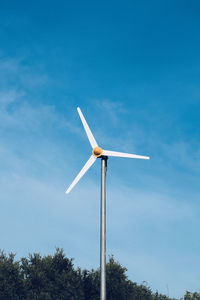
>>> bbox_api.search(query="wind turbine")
[66,107,150,300]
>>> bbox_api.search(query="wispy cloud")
[0,89,20,106]
[0,56,48,87]
[0,55,80,136]
[96,98,128,125]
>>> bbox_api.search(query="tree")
[153,291,177,300]
[0,251,25,300]
[184,291,200,300]
[21,248,83,300]
[106,255,137,300]
[81,268,99,300]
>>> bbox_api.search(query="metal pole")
[100,156,107,300]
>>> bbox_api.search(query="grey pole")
[100,156,107,300]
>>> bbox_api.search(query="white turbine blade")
[102,150,150,160]
[66,155,96,194]
[77,107,98,148]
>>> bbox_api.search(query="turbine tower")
[66,107,150,300]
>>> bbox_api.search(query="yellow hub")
[92,146,103,157]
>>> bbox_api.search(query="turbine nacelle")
[92,147,103,157]
[66,107,150,194]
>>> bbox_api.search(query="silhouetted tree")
[21,248,83,300]
[82,268,99,300]
[184,291,200,300]
[0,251,25,300]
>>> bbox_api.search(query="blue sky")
[0,1,200,298]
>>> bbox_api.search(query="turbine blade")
[77,107,98,148]
[66,155,96,194]
[102,150,150,160]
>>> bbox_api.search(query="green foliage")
[153,291,175,300]
[106,255,130,299]
[0,249,197,300]
[0,251,25,300]
[81,269,99,299]
[21,248,83,300]
[184,291,200,300]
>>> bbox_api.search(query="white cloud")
[0,55,48,91]
[160,140,200,173]
[0,56,20,74]
[0,90,20,106]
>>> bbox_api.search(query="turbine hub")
[92,146,103,157]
